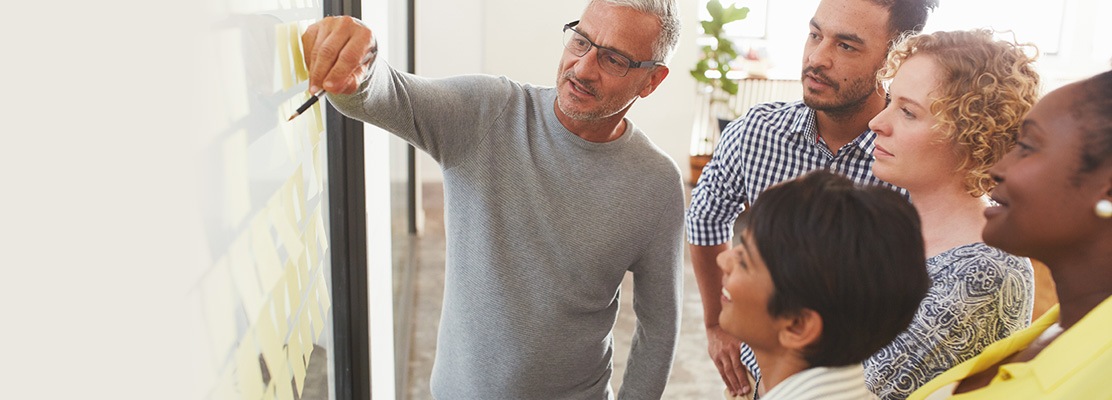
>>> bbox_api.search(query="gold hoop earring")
[1097,199,1112,219]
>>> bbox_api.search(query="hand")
[301,16,377,95]
[707,325,753,398]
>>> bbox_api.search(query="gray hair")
[589,0,681,64]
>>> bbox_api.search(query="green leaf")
[721,78,739,95]
[724,6,749,23]
[701,21,718,36]
[717,38,738,59]
[706,0,723,18]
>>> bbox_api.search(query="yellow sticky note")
[314,205,329,253]
[309,295,325,339]
[304,146,321,200]
[223,130,251,228]
[289,331,308,396]
[290,23,308,83]
[285,261,302,310]
[271,275,290,328]
[276,24,294,91]
[300,304,316,354]
[306,106,323,148]
[235,333,266,400]
[271,359,295,400]
[264,382,276,400]
[256,308,285,372]
[311,99,325,134]
[288,171,305,224]
[279,103,301,162]
[229,235,266,322]
[316,269,331,313]
[303,216,317,270]
[270,193,304,260]
[298,251,312,297]
[252,212,284,292]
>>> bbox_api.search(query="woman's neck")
[1044,248,1112,328]
[752,349,810,397]
[908,184,987,258]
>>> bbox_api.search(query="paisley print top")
[863,242,1034,399]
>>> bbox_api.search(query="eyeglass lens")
[563,28,633,77]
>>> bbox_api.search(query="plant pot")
[689,154,713,184]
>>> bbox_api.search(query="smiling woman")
[717,171,929,400]
[907,69,1112,400]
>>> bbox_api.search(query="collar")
[764,364,871,399]
[789,103,878,155]
[1024,295,1112,390]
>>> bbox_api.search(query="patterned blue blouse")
[863,242,1034,399]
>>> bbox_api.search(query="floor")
[402,183,724,399]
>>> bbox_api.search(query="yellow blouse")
[909,296,1112,400]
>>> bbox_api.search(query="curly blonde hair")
[877,29,1040,196]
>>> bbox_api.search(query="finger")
[301,23,319,72]
[719,355,743,395]
[713,358,740,397]
[728,355,751,395]
[321,18,372,93]
[309,17,343,93]
[326,32,370,93]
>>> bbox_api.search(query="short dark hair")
[1073,70,1112,177]
[742,171,929,367]
[868,0,938,39]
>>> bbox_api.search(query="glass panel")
[389,135,415,391]
[193,4,336,399]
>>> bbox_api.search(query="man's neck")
[553,103,630,143]
[813,94,886,153]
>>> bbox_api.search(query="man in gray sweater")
[301,1,684,398]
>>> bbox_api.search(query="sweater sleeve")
[327,58,515,169]
[618,176,685,400]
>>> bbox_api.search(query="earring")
[1097,199,1112,219]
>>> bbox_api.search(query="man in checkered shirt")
[685,0,937,398]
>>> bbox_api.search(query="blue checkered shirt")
[687,100,904,246]
[685,100,905,385]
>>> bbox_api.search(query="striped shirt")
[686,100,903,246]
[763,364,878,400]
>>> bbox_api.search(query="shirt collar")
[1026,295,1112,389]
[790,104,878,155]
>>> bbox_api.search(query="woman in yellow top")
[908,70,1112,399]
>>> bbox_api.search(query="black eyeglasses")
[562,20,664,77]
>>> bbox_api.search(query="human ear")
[779,308,823,351]
[639,66,669,98]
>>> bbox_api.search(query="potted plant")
[688,0,748,183]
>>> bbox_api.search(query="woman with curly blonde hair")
[862,29,1040,399]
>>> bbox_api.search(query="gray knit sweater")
[331,59,684,399]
